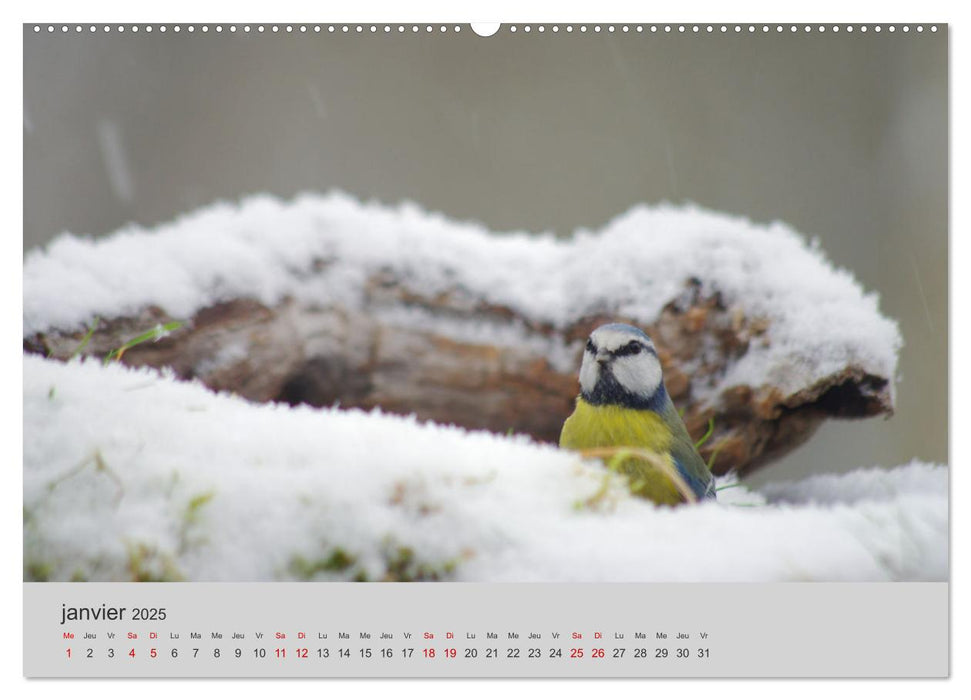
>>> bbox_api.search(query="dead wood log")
[25,274,893,477]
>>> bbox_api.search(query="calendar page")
[22,20,949,679]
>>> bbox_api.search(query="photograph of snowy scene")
[23,25,947,582]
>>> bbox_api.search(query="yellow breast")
[559,398,684,506]
[559,398,672,453]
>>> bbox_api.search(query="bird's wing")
[660,400,716,500]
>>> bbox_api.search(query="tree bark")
[25,270,893,477]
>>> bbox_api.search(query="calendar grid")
[25,582,948,678]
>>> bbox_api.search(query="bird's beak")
[596,351,610,366]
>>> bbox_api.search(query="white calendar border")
[6,0,964,697]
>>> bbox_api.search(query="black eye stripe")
[586,337,657,357]
[613,341,654,357]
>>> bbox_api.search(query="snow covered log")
[23,194,901,476]
[24,355,947,582]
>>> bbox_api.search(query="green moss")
[125,542,183,582]
[291,542,463,582]
[289,548,357,579]
[25,560,53,582]
[176,490,215,554]
[184,491,214,525]
[324,548,355,570]
[380,542,460,582]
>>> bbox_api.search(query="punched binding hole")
[470,23,500,37]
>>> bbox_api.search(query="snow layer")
[23,193,901,399]
[24,355,946,582]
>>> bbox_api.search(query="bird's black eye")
[614,341,643,357]
[585,339,596,353]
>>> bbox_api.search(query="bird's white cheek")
[578,356,599,394]
[611,356,662,398]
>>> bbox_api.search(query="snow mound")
[24,355,946,582]
[23,193,900,399]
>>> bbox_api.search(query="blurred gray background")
[23,25,948,484]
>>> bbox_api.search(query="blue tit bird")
[559,323,716,505]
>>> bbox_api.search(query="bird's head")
[578,323,665,409]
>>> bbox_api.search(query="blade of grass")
[695,417,715,449]
[104,321,183,365]
[69,317,100,361]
